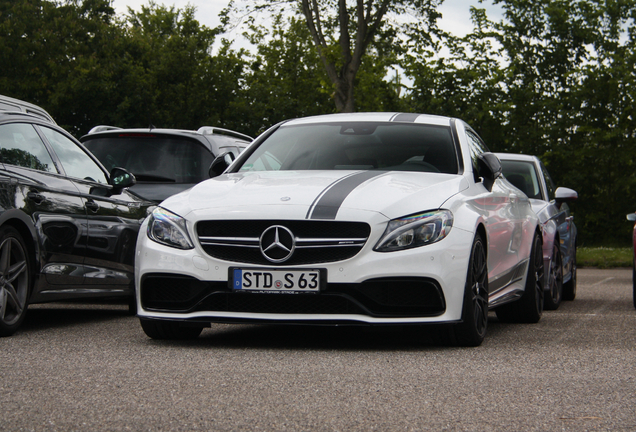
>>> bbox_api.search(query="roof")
[0,94,56,124]
[283,112,453,127]
[494,153,540,163]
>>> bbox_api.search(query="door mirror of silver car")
[627,213,636,222]
[555,187,578,203]
[554,187,577,210]
[477,152,502,192]
[209,152,235,178]
[109,167,136,192]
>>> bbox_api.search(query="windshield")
[238,122,458,174]
[500,160,542,199]
[83,135,215,183]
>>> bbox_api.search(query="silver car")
[496,153,578,309]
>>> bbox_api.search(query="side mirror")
[109,167,136,192]
[627,213,636,222]
[555,187,578,203]
[209,152,235,178]
[477,152,502,191]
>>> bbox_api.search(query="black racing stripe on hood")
[392,113,420,122]
[307,171,385,220]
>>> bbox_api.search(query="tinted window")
[84,135,215,183]
[0,123,56,172]
[239,123,458,174]
[465,130,489,182]
[500,160,542,199]
[539,161,556,200]
[40,127,107,184]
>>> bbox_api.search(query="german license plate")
[230,268,324,293]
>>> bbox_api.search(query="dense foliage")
[1,0,635,245]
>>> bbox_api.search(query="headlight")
[374,210,453,252]
[147,207,194,250]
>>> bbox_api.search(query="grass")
[577,246,633,268]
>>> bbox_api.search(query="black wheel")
[544,243,563,310]
[496,232,544,323]
[452,234,489,347]
[563,241,577,301]
[0,226,32,337]
[140,318,203,340]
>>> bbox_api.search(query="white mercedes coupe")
[135,113,544,346]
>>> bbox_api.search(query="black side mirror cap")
[109,167,136,192]
[477,152,502,191]
[209,152,236,178]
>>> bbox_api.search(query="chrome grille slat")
[196,220,371,266]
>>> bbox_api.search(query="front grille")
[141,274,445,317]
[196,220,371,266]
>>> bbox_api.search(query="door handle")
[85,201,100,213]
[27,191,45,204]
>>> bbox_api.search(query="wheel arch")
[475,223,488,252]
[0,210,40,274]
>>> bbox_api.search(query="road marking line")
[591,277,615,287]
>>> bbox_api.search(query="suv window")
[40,126,107,184]
[84,135,215,183]
[0,123,56,172]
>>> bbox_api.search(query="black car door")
[0,122,87,287]
[38,125,148,291]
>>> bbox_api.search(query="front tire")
[452,234,489,347]
[140,318,203,340]
[496,232,544,323]
[563,242,577,301]
[0,226,32,337]
[544,243,563,310]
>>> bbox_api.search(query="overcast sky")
[111,0,504,42]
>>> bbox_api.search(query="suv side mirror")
[109,167,136,192]
[477,152,502,192]
[209,152,235,178]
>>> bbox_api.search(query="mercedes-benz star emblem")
[260,225,296,263]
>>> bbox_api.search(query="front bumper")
[135,221,475,325]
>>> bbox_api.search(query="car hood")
[128,183,196,203]
[163,170,469,221]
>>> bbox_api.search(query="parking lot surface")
[1,268,635,431]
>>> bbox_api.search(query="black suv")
[81,126,253,203]
[0,102,151,336]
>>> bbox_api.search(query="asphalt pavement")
[1,268,635,431]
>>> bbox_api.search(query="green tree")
[224,0,442,113]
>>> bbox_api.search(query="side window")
[40,127,108,184]
[465,130,490,182]
[0,123,56,172]
[539,162,556,201]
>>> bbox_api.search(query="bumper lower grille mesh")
[141,274,445,318]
